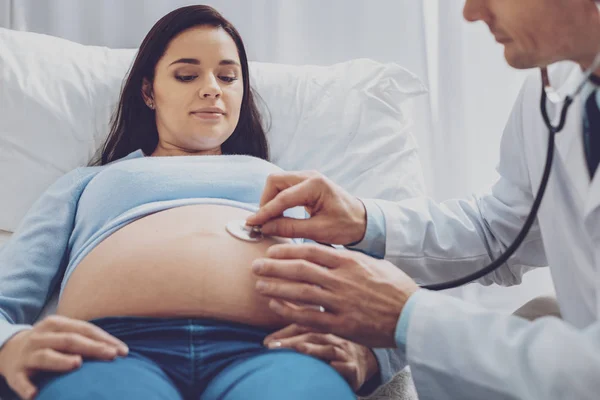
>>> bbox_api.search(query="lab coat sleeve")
[405,289,600,400]
[374,82,547,286]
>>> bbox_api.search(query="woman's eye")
[175,75,197,82]
[219,76,238,83]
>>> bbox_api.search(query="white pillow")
[0,230,11,249]
[0,27,427,232]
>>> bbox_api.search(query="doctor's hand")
[246,171,367,246]
[263,323,379,391]
[253,243,420,348]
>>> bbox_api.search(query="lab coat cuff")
[404,289,472,362]
[346,198,386,259]
[394,289,423,348]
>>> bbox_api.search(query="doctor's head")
[463,0,600,70]
[98,5,268,164]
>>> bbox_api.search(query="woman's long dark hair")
[94,5,268,165]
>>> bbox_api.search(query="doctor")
[246,0,600,398]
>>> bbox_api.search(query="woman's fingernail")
[268,341,282,349]
[256,280,267,291]
[119,345,129,355]
[252,260,264,273]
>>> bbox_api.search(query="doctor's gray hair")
[94,5,268,165]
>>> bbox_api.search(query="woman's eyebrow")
[169,58,240,67]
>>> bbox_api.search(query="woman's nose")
[198,76,222,99]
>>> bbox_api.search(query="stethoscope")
[422,53,600,291]
[227,54,600,292]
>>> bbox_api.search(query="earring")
[148,101,154,110]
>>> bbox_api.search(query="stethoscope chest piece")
[226,220,264,242]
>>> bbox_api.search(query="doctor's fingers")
[268,299,340,332]
[258,215,327,241]
[249,179,321,230]
[256,279,342,312]
[253,256,338,287]
[266,243,342,268]
[257,171,318,207]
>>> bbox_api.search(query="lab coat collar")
[553,66,600,217]
[553,66,589,206]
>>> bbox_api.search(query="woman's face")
[144,26,244,156]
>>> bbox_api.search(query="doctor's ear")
[141,78,155,110]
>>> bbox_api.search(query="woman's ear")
[141,78,155,110]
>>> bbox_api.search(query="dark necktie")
[583,90,600,179]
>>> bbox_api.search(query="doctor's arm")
[253,245,600,400]
[352,81,548,287]
[402,289,600,400]
[248,80,546,288]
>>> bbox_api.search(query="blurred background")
[0,0,554,311]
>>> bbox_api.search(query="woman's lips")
[191,112,224,121]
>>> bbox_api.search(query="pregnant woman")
[0,5,380,400]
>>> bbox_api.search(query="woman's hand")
[264,324,379,391]
[0,315,129,400]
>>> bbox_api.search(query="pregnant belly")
[57,204,294,329]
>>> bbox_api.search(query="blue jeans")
[33,316,355,400]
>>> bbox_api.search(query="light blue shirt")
[0,152,402,396]
[0,150,306,350]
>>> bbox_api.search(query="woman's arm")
[0,169,83,349]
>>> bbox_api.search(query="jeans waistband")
[88,315,273,341]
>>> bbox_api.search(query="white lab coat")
[374,61,600,399]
